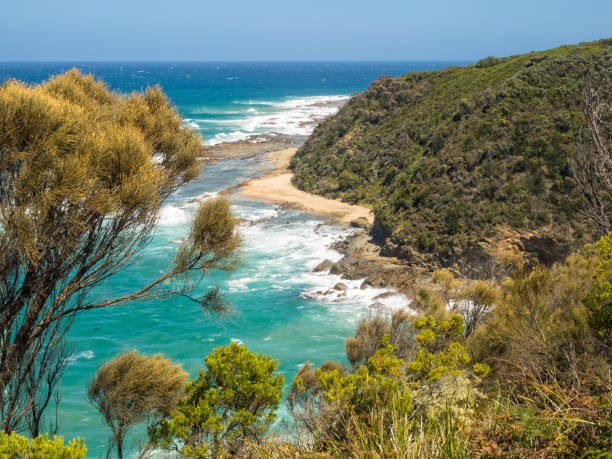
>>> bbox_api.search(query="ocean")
[1,61,463,456]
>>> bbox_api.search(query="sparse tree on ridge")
[0,70,241,432]
[570,63,612,237]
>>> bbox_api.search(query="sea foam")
[190,94,350,145]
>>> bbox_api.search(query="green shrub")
[0,431,86,458]
[583,233,612,345]
[150,342,285,458]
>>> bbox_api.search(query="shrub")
[150,342,285,458]
[0,431,86,458]
[289,314,486,457]
[88,351,187,459]
[583,233,612,345]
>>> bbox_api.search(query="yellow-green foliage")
[465,236,612,456]
[469,250,605,387]
[415,269,502,336]
[344,309,414,368]
[0,431,86,458]
[408,315,470,381]
[290,319,481,457]
[0,69,202,263]
[583,234,612,344]
[150,343,285,458]
[88,351,188,458]
[317,336,413,416]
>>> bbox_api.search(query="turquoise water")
[0,62,463,456]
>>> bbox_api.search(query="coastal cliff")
[290,39,612,273]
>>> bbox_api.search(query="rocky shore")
[209,138,424,297]
[312,220,427,300]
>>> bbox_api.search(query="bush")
[0,431,86,458]
[289,313,487,457]
[88,351,187,459]
[150,342,285,458]
[467,236,612,456]
[583,234,612,345]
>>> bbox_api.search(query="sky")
[1,0,610,61]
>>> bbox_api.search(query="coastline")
[207,140,424,299]
[237,147,375,225]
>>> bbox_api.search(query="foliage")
[289,313,484,457]
[88,351,187,458]
[0,431,86,458]
[583,233,612,344]
[283,236,612,457]
[291,40,612,264]
[150,342,285,458]
[413,268,501,337]
[467,236,612,456]
[345,309,414,368]
[0,70,240,432]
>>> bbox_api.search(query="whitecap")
[67,350,94,363]
[158,205,191,226]
[204,94,350,145]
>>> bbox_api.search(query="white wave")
[208,130,253,145]
[158,205,191,226]
[229,207,413,314]
[67,350,94,363]
[230,338,244,345]
[204,94,350,145]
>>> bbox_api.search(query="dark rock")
[374,291,397,300]
[368,302,387,311]
[519,236,570,266]
[333,282,348,291]
[313,259,334,272]
[350,217,371,229]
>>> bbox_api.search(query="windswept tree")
[88,351,188,459]
[0,70,240,432]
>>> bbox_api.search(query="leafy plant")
[0,431,86,458]
[150,342,285,458]
[88,351,187,459]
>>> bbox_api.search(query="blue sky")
[1,0,610,61]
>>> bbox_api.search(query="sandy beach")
[238,147,374,225]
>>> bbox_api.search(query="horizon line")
[0,59,475,64]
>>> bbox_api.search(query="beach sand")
[238,147,374,225]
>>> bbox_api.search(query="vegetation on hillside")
[291,39,612,266]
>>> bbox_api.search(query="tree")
[570,64,612,237]
[150,342,285,457]
[0,70,240,432]
[88,351,188,459]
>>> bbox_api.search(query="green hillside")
[291,39,612,267]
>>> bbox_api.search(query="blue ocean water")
[0,62,463,456]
